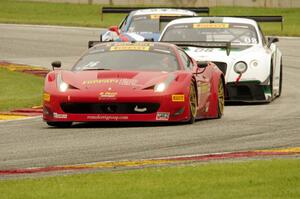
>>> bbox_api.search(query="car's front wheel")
[188,82,197,124]
[47,122,72,128]
[217,78,225,118]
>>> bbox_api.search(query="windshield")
[72,50,179,72]
[161,23,259,45]
[128,14,189,33]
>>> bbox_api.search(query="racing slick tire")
[216,78,225,119]
[278,61,283,97]
[47,122,72,128]
[187,82,197,124]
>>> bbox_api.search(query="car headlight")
[153,74,175,93]
[250,60,259,68]
[57,73,69,92]
[154,82,167,92]
[234,61,247,74]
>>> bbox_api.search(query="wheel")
[278,61,283,97]
[47,122,72,128]
[188,82,197,124]
[216,78,225,118]
[270,61,274,99]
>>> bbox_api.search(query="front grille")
[61,102,160,114]
[213,62,227,75]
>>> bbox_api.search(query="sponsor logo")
[172,94,185,102]
[83,79,138,86]
[43,93,50,102]
[99,91,117,98]
[83,79,119,85]
[193,23,229,29]
[86,115,128,120]
[53,112,67,119]
[156,112,170,121]
[150,14,181,19]
[110,46,150,51]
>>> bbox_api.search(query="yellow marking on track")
[255,147,300,153]
[0,115,27,120]
[32,105,43,109]
[63,159,175,169]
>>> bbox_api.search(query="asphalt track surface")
[0,24,299,170]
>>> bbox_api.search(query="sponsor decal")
[156,112,170,121]
[53,112,67,119]
[43,93,50,102]
[99,91,117,99]
[193,23,229,29]
[83,79,138,86]
[150,14,181,19]
[172,94,185,102]
[83,79,119,85]
[86,115,128,120]
[110,46,150,51]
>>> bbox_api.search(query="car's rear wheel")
[217,78,225,118]
[278,61,283,97]
[188,82,197,124]
[47,122,72,128]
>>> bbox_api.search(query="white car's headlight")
[250,60,259,68]
[57,73,69,92]
[234,61,248,74]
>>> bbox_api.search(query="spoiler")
[166,41,231,56]
[159,15,284,31]
[100,7,209,20]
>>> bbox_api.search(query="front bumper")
[226,81,272,102]
[43,92,190,122]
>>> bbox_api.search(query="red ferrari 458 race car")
[43,42,224,127]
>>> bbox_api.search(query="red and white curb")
[1,147,299,176]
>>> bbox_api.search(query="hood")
[185,45,253,63]
[61,70,174,92]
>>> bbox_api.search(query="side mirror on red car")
[51,61,61,70]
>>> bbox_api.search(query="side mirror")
[197,61,208,68]
[267,37,279,48]
[51,61,61,70]
[108,25,120,35]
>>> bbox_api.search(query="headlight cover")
[56,73,69,92]
[154,74,175,93]
[234,61,248,74]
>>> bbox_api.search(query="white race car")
[99,7,209,42]
[159,16,283,102]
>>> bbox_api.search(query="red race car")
[43,42,225,127]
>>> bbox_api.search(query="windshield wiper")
[82,68,111,71]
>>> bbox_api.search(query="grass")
[0,0,300,36]
[0,68,44,111]
[0,158,299,199]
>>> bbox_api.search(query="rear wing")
[100,7,209,21]
[159,15,284,31]
[165,41,231,56]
